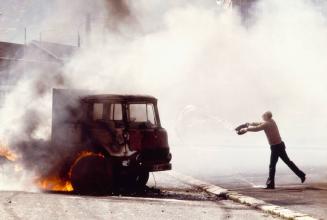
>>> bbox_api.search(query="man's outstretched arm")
[235,122,262,131]
[236,122,267,135]
[248,122,263,126]
[246,122,268,132]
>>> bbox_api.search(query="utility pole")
[24,27,27,45]
[85,13,91,35]
[85,13,91,45]
[77,31,81,48]
[23,27,27,75]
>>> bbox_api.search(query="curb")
[167,171,318,220]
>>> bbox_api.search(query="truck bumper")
[142,162,172,172]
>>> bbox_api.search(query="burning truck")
[43,89,172,193]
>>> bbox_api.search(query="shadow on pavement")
[42,186,224,202]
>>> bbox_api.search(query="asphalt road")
[0,172,280,220]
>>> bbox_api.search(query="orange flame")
[0,146,104,192]
[37,151,104,192]
[0,146,17,161]
[36,177,73,192]
[0,146,73,192]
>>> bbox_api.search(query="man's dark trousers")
[266,142,305,187]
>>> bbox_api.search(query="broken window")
[110,103,123,121]
[93,103,104,120]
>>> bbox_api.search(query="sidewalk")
[168,171,320,220]
[172,146,327,219]
[234,182,327,220]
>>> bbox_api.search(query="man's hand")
[235,123,249,132]
[237,128,248,135]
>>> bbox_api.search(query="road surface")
[173,146,327,220]
[0,172,280,220]
[204,170,327,220]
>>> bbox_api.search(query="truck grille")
[140,148,171,163]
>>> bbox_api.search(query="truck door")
[89,102,125,156]
[127,103,169,152]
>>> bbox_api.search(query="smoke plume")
[0,0,327,190]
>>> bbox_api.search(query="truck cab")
[51,89,171,193]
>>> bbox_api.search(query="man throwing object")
[236,111,306,189]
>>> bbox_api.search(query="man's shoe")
[300,174,306,183]
[264,185,275,189]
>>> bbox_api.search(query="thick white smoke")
[63,0,327,147]
[0,0,327,188]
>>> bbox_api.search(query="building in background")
[0,41,77,106]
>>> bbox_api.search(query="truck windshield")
[128,103,157,127]
[92,102,158,128]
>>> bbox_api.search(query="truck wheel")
[70,154,113,194]
[113,170,149,190]
[135,171,149,188]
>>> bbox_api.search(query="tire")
[114,170,149,190]
[70,154,113,194]
[135,171,149,188]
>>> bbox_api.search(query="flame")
[36,177,73,192]
[0,146,17,161]
[0,146,104,192]
[37,151,104,192]
[0,146,73,192]
[0,144,73,192]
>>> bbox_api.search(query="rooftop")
[82,94,157,103]
[0,40,77,63]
